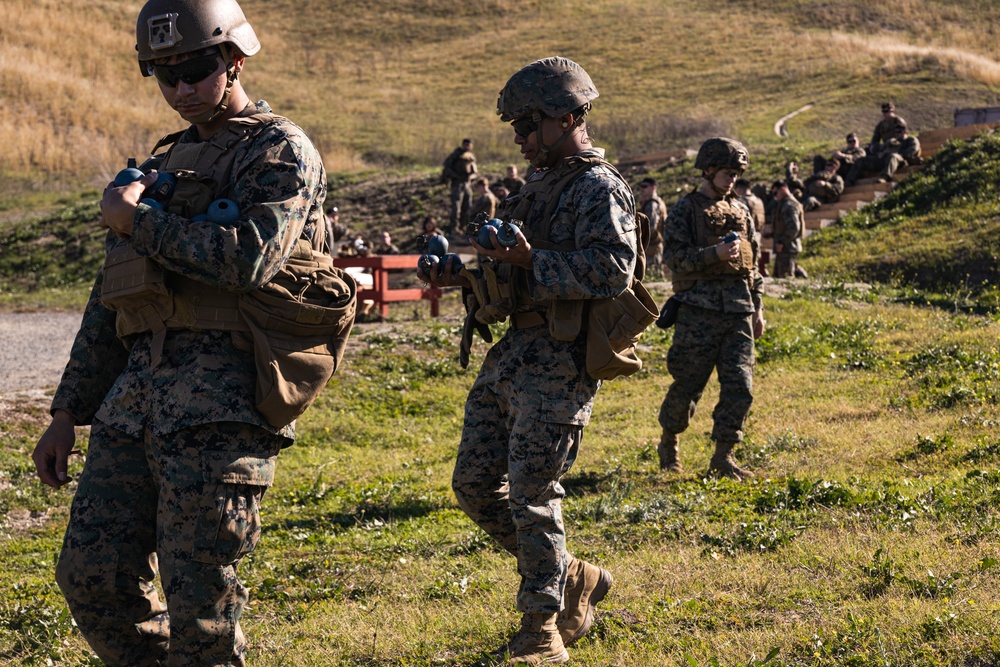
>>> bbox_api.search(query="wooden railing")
[332,254,441,317]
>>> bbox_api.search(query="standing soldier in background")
[637,177,667,278]
[733,178,767,276]
[771,179,805,278]
[442,137,478,236]
[657,138,764,480]
[469,176,500,223]
[31,0,329,663]
[420,57,636,664]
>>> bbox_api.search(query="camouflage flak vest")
[99,113,279,357]
[671,191,755,294]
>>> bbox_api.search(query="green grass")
[4,0,1000,663]
[3,291,1000,666]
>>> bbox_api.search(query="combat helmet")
[694,138,750,173]
[136,0,258,124]
[496,57,599,123]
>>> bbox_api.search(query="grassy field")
[2,0,1000,203]
[3,0,1000,664]
[3,285,1000,666]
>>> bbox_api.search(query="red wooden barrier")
[332,254,441,317]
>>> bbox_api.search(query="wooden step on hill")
[800,122,999,238]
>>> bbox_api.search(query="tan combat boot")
[708,441,753,481]
[558,557,613,646]
[657,432,682,472]
[507,612,569,665]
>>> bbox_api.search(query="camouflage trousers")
[658,303,754,443]
[452,326,596,613]
[56,419,283,667]
[449,180,473,234]
[773,251,799,279]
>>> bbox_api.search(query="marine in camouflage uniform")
[442,138,478,235]
[868,101,906,153]
[420,57,634,664]
[638,177,667,279]
[658,138,765,481]
[831,132,866,180]
[31,1,327,664]
[771,179,804,278]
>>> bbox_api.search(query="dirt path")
[0,312,81,396]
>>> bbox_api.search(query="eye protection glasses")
[511,116,539,137]
[151,54,223,87]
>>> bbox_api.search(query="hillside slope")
[2,0,1000,200]
[804,128,1000,310]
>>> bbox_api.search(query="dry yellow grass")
[2,0,1000,191]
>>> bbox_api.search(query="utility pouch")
[236,240,357,427]
[585,280,658,380]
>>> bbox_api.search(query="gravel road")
[0,312,81,397]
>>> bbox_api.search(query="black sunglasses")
[511,116,539,137]
[151,54,223,87]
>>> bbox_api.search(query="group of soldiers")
[24,0,886,664]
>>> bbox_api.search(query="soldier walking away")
[658,138,765,481]
[442,137,478,236]
[419,56,635,664]
[31,0,331,664]
[770,179,805,278]
[637,177,667,279]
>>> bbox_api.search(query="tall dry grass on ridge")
[2,0,1000,191]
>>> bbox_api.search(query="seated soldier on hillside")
[831,133,866,180]
[802,158,844,211]
[784,161,805,200]
[846,118,921,185]
[869,101,907,153]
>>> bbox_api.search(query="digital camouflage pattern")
[517,148,636,302]
[53,101,326,440]
[56,420,281,666]
[452,147,635,613]
[658,304,754,443]
[659,190,761,445]
[51,100,326,665]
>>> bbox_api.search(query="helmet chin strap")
[530,110,587,169]
[180,45,238,125]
